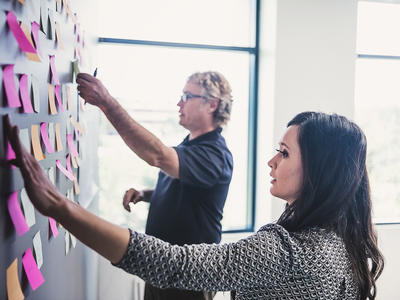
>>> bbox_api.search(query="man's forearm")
[54,197,130,264]
[100,95,168,167]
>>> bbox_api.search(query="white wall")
[97,1,400,299]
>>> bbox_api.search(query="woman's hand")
[4,115,66,217]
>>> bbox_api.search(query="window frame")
[97,0,260,233]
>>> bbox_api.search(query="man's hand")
[122,188,144,212]
[76,73,112,109]
[4,115,66,217]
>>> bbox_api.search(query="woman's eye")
[275,148,289,158]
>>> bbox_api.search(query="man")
[76,71,234,300]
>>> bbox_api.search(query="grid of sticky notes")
[3,1,85,298]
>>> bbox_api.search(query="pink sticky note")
[7,140,16,160]
[40,123,54,153]
[6,11,36,53]
[7,191,29,236]
[67,134,79,157]
[19,74,34,113]
[22,248,45,290]
[49,55,60,85]
[3,65,22,108]
[6,140,16,170]
[31,21,42,57]
[56,159,75,181]
[55,85,65,112]
[48,217,59,237]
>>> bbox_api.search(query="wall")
[0,0,99,299]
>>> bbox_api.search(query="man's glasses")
[180,93,208,103]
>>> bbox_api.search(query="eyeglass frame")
[180,93,209,103]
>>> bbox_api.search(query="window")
[355,1,400,222]
[97,0,259,232]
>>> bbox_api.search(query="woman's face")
[268,125,303,205]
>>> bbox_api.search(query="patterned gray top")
[114,224,359,299]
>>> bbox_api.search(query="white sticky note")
[31,75,40,113]
[21,188,36,227]
[65,231,70,255]
[70,233,77,248]
[19,128,30,151]
[33,231,43,269]
[48,167,55,185]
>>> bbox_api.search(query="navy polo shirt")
[145,127,233,246]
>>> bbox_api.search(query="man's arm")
[76,73,179,178]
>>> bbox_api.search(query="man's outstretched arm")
[76,73,179,178]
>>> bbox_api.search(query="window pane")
[354,58,400,222]
[357,1,400,55]
[98,0,253,47]
[97,44,250,231]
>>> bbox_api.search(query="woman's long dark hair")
[277,112,384,300]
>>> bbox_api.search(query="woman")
[4,111,384,299]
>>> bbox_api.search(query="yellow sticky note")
[73,173,80,195]
[66,85,71,110]
[55,22,64,49]
[48,84,58,115]
[6,259,25,300]
[31,125,45,161]
[55,123,63,152]
[70,116,85,134]
[20,23,40,62]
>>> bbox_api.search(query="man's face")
[177,81,211,132]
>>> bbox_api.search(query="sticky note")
[72,59,80,81]
[21,189,36,227]
[48,8,55,40]
[56,159,75,181]
[55,22,64,49]
[20,22,40,62]
[65,231,70,255]
[6,259,25,300]
[19,74,34,113]
[40,0,48,34]
[48,217,58,237]
[31,125,45,161]
[18,0,25,5]
[47,167,55,185]
[71,153,78,168]
[8,191,29,236]
[40,122,54,153]
[31,75,40,113]
[7,140,16,161]
[49,55,60,85]
[66,154,73,174]
[73,173,80,195]
[55,123,63,151]
[6,11,36,53]
[70,116,85,134]
[66,85,72,110]
[48,123,55,150]
[31,21,42,57]
[67,134,79,156]
[48,84,57,115]
[22,248,45,290]
[70,233,77,248]
[55,85,65,112]
[33,231,43,269]
[19,128,30,151]
[3,65,22,108]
